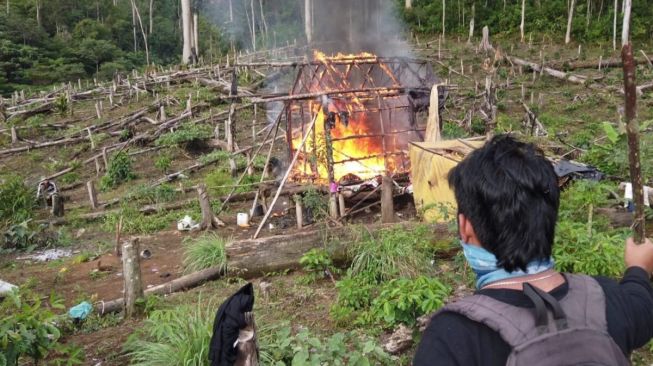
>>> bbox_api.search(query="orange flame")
[292,51,404,182]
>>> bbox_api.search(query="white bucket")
[237,213,250,227]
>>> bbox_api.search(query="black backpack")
[441,274,630,366]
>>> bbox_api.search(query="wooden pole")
[324,115,339,219]
[115,216,123,257]
[425,84,442,142]
[10,126,17,144]
[622,43,645,243]
[381,175,395,223]
[294,195,304,229]
[253,113,318,239]
[338,193,346,218]
[122,238,144,318]
[87,181,98,210]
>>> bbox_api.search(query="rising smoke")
[202,0,412,57]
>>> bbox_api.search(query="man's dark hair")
[448,134,560,272]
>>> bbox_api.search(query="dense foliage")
[0,175,35,230]
[399,0,653,44]
[0,0,229,95]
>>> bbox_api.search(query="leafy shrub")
[100,151,136,190]
[301,188,329,221]
[554,220,625,278]
[300,248,333,273]
[330,275,376,326]
[155,124,213,148]
[182,234,228,274]
[349,225,434,283]
[198,150,230,165]
[125,184,178,205]
[366,276,451,327]
[553,180,625,278]
[0,175,35,230]
[59,172,80,185]
[124,301,214,366]
[2,220,37,251]
[205,169,234,196]
[259,326,395,366]
[0,289,65,365]
[154,154,173,174]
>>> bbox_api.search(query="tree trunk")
[132,4,137,52]
[181,0,192,64]
[197,184,222,230]
[229,0,233,22]
[250,0,257,51]
[36,0,41,27]
[479,26,493,52]
[425,84,442,142]
[520,0,526,42]
[612,0,618,50]
[259,0,268,42]
[304,0,313,44]
[405,0,412,9]
[122,238,144,319]
[149,0,153,34]
[131,0,150,66]
[193,12,199,58]
[442,0,446,39]
[565,0,576,44]
[87,181,98,210]
[381,175,395,223]
[621,0,631,46]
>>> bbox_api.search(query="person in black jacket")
[414,134,653,365]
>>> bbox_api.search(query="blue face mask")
[461,241,555,289]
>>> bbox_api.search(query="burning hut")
[277,51,439,218]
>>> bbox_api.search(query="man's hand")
[625,237,653,274]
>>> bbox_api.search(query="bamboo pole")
[253,113,318,239]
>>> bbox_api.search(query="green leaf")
[601,122,620,144]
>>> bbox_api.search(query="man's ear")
[458,213,481,246]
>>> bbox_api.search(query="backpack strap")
[559,274,608,331]
[441,294,541,347]
[440,274,608,347]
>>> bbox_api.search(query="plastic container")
[237,213,250,227]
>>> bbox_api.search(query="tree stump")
[51,194,64,217]
[122,238,144,318]
[87,181,98,210]
[197,184,224,230]
[479,26,493,53]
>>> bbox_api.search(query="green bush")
[154,154,173,174]
[182,234,228,274]
[0,289,65,365]
[100,151,136,190]
[259,326,395,366]
[301,188,329,221]
[300,248,333,273]
[0,175,35,230]
[155,124,213,148]
[366,276,451,327]
[59,172,81,185]
[349,225,434,283]
[124,301,214,366]
[125,184,178,205]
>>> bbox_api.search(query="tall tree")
[405,0,412,9]
[621,0,631,46]
[520,0,526,42]
[304,0,313,44]
[181,0,192,64]
[565,0,576,44]
[612,0,618,50]
[130,0,150,65]
[149,0,153,34]
[442,0,446,38]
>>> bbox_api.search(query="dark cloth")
[414,267,653,366]
[209,283,255,366]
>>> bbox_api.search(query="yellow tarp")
[409,139,485,222]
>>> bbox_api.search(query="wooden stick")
[115,216,123,257]
[253,113,318,239]
[87,180,98,210]
[622,43,645,243]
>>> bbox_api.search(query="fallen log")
[547,57,648,70]
[97,222,449,315]
[507,56,594,85]
[97,266,225,315]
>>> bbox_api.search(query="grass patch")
[182,234,228,274]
